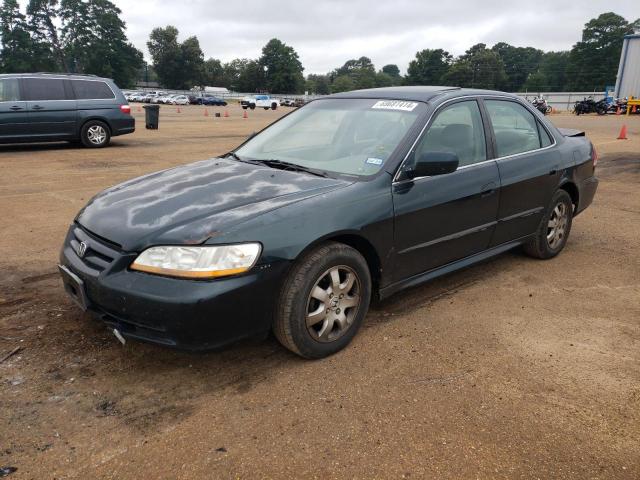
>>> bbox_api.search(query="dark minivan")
[59,86,598,358]
[0,73,134,147]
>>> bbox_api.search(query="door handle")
[9,105,23,111]
[480,181,497,197]
[31,105,45,110]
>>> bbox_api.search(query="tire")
[273,242,372,359]
[250,104,256,110]
[242,105,247,109]
[80,120,110,148]
[523,189,573,259]
[263,107,269,110]
[271,103,277,110]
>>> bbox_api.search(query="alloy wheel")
[306,265,361,343]
[87,125,107,145]
[547,202,568,249]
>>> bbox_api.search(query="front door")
[392,99,500,282]
[0,78,28,140]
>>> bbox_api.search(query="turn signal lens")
[131,244,261,279]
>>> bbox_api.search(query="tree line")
[0,0,142,87]
[0,4,637,94]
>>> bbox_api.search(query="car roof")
[0,72,112,81]
[328,86,518,103]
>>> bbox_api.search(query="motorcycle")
[531,97,552,115]
[574,97,607,115]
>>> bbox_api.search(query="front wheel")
[273,242,371,359]
[524,189,573,259]
[80,120,110,148]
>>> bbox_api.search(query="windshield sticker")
[365,157,384,166]
[371,100,418,111]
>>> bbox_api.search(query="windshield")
[235,98,425,177]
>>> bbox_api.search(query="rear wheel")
[273,242,371,359]
[80,120,110,148]
[524,189,573,259]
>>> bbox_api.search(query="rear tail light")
[591,143,598,168]
[120,105,131,114]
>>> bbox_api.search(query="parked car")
[0,73,134,148]
[171,95,190,105]
[58,86,598,358]
[241,94,279,110]
[201,95,227,106]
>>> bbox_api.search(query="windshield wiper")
[225,152,262,165]
[254,159,329,178]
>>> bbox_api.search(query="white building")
[615,34,640,99]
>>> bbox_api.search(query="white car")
[171,95,190,105]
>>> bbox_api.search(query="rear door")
[23,77,77,138]
[0,77,28,140]
[483,99,561,245]
[391,99,500,281]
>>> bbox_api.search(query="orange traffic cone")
[204,109,209,117]
[224,110,229,118]
[243,110,248,119]
[617,124,628,140]
[633,105,637,114]
[176,107,181,113]
[616,105,621,115]
[137,106,143,113]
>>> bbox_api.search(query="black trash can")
[143,104,160,129]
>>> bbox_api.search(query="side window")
[23,78,67,101]
[414,100,486,168]
[0,78,20,102]
[71,80,115,100]
[485,100,542,157]
[538,122,553,147]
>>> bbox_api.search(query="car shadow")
[0,141,129,153]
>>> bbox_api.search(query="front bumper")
[59,224,289,351]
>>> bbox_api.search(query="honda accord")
[59,86,598,358]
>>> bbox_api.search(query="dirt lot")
[1,104,639,479]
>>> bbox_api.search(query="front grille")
[69,225,121,273]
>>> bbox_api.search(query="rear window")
[0,78,20,102]
[71,80,115,100]
[23,78,68,101]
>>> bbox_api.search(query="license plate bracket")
[58,264,89,311]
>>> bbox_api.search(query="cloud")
[26,0,640,74]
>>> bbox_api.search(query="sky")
[21,0,640,74]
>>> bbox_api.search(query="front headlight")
[130,243,261,279]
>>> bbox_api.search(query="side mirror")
[411,151,459,178]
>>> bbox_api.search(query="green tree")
[405,48,452,85]
[333,56,376,89]
[147,25,203,89]
[179,35,204,88]
[58,0,141,86]
[375,71,394,87]
[566,12,639,90]
[443,44,506,89]
[305,74,330,94]
[524,51,570,91]
[491,42,543,91]
[202,58,224,87]
[0,0,34,72]
[381,64,400,78]
[26,0,65,71]
[221,58,265,92]
[259,38,304,93]
[330,74,355,93]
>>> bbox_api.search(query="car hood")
[77,158,350,251]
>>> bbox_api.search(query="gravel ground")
[0,105,639,479]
